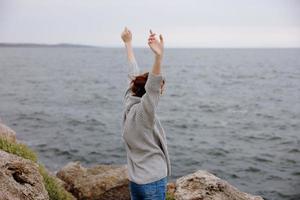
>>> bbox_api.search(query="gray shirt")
[121,60,171,184]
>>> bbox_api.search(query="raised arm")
[121,27,140,84]
[148,29,164,75]
[136,29,165,128]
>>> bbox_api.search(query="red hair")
[130,72,149,97]
[130,72,165,97]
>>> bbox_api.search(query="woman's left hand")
[148,29,164,58]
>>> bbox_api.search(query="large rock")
[0,122,16,143]
[174,170,264,200]
[56,161,130,200]
[0,150,49,200]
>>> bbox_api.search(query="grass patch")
[0,137,38,162]
[39,164,74,200]
[166,192,175,200]
[0,137,73,200]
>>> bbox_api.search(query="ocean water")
[0,47,299,200]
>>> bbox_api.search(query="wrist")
[155,54,163,61]
[124,41,132,46]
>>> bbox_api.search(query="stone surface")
[174,170,264,200]
[0,122,16,143]
[0,150,49,200]
[56,161,130,200]
[167,182,176,199]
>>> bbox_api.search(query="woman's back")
[122,72,171,184]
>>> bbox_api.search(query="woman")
[121,27,171,200]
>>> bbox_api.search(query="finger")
[150,30,156,36]
[159,34,164,44]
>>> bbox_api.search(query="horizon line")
[0,42,299,49]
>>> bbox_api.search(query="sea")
[0,47,299,200]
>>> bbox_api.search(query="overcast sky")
[0,0,299,47]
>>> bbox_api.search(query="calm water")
[0,47,299,200]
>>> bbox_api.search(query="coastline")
[0,121,264,200]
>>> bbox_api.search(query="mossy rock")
[0,137,74,200]
[0,137,38,162]
[166,193,176,200]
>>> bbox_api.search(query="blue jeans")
[129,176,168,200]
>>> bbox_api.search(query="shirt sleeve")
[123,59,140,103]
[136,72,164,128]
[127,59,140,84]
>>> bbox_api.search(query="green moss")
[0,137,38,162]
[39,164,74,200]
[0,137,73,200]
[166,192,175,200]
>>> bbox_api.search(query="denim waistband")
[130,176,167,186]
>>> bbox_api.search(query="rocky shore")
[0,122,264,200]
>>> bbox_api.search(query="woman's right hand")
[148,29,164,58]
[121,27,132,44]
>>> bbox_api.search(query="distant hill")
[0,43,98,48]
